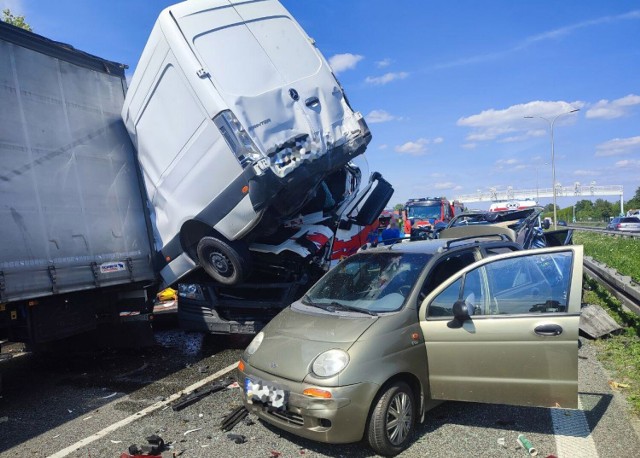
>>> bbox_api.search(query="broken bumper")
[238,361,379,444]
[248,128,372,214]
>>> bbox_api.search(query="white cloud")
[433,10,640,70]
[574,169,599,176]
[595,136,640,156]
[462,143,477,149]
[378,144,388,150]
[615,159,640,168]
[458,100,584,143]
[395,138,429,155]
[586,94,640,119]
[0,0,26,13]
[433,182,457,191]
[365,72,409,85]
[375,58,392,68]
[366,109,399,124]
[432,137,444,144]
[328,53,364,74]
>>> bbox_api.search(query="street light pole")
[525,108,580,230]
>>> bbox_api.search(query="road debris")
[182,428,202,436]
[172,377,233,411]
[579,303,622,339]
[609,380,630,390]
[227,433,247,444]
[124,434,166,457]
[102,392,118,399]
[220,405,249,432]
[517,434,538,456]
[497,437,507,448]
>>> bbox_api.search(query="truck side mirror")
[542,219,550,230]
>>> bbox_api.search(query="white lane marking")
[551,399,598,458]
[47,361,239,458]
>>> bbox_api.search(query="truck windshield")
[407,204,441,220]
[304,252,431,313]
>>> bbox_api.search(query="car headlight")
[245,331,264,357]
[177,283,205,301]
[312,349,349,377]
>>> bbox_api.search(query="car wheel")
[196,236,251,285]
[367,381,415,456]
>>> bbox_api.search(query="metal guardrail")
[570,225,640,239]
[583,256,640,317]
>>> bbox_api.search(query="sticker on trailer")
[100,262,126,274]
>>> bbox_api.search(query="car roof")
[361,235,517,256]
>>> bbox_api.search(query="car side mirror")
[452,299,471,321]
[542,219,550,230]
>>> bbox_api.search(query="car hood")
[247,305,378,382]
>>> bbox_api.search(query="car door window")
[426,251,573,317]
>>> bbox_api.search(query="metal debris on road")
[517,434,538,456]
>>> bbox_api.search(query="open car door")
[419,245,582,409]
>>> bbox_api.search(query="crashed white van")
[122,0,372,286]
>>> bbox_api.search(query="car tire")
[367,381,415,456]
[196,236,251,285]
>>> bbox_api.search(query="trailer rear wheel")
[196,237,251,285]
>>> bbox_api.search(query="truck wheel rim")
[386,392,412,445]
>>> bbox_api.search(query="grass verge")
[575,231,640,414]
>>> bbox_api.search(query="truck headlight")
[177,283,205,301]
[213,110,263,169]
[245,331,264,356]
[312,349,349,377]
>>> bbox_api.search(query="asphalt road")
[1,327,639,458]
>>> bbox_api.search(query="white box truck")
[122,0,376,288]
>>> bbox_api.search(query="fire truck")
[403,197,463,240]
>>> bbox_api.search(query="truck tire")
[196,237,251,285]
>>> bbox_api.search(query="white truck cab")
[122,0,372,287]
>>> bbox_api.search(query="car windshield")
[407,204,441,220]
[304,252,431,313]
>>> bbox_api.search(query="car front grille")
[268,409,304,426]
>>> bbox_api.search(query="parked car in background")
[606,217,622,230]
[238,237,583,456]
[610,217,640,232]
[557,220,568,226]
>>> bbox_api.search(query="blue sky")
[4,0,639,209]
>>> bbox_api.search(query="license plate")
[245,377,288,409]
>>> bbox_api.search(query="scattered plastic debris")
[183,428,202,436]
[102,392,118,399]
[517,434,538,456]
[0,417,8,424]
[52,434,60,439]
[124,434,166,458]
[67,409,73,413]
[111,440,123,444]
[220,406,249,432]
[497,437,506,448]
[227,381,240,389]
[172,378,233,411]
[199,413,204,418]
[227,433,247,444]
[83,416,93,421]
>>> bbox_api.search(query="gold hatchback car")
[238,237,582,456]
